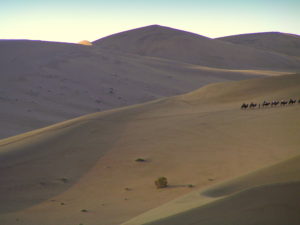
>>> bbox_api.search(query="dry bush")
[155,177,168,188]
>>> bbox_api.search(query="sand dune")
[217,32,300,58]
[126,155,300,225]
[93,25,300,70]
[0,39,279,139]
[0,73,299,225]
[1,26,300,139]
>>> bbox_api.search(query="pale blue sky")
[1,0,299,43]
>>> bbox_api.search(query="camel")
[262,101,270,107]
[271,101,279,106]
[289,99,296,104]
[281,100,288,106]
[250,102,257,108]
[241,103,248,109]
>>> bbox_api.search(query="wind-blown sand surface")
[0,73,299,225]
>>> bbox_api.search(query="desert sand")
[1,25,300,225]
[1,73,300,225]
[0,38,272,139]
[1,25,300,139]
[124,155,300,225]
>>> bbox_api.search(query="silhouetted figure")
[262,101,270,107]
[281,100,288,106]
[271,100,279,107]
[250,102,257,108]
[241,98,298,110]
[289,99,296,104]
[241,103,248,109]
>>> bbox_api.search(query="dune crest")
[217,31,300,58]
[93,25,300,69]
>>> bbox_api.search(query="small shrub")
[187,184,194,188]
[81,209,88,213]
[135,158,146,162]
[155,177,168,189]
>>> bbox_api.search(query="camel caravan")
[241,99,300,109]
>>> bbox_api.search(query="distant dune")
[217,32,300,58]
[93,25,300,70]
[1,25,300,139]
[0,38,284,139]
[1,73,300,225]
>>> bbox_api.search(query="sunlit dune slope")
[182,71,300,102]
[93,25,300,70]
[0,74,300,225]
[217,32,300,58]
[127,155,300,225]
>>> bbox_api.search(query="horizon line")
[1,24,300,44]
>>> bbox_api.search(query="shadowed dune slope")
[0,39,268,139]
[129,155,300,225]
[93,25,300,70]
[0,74,300,225]
[217,32,300,58]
